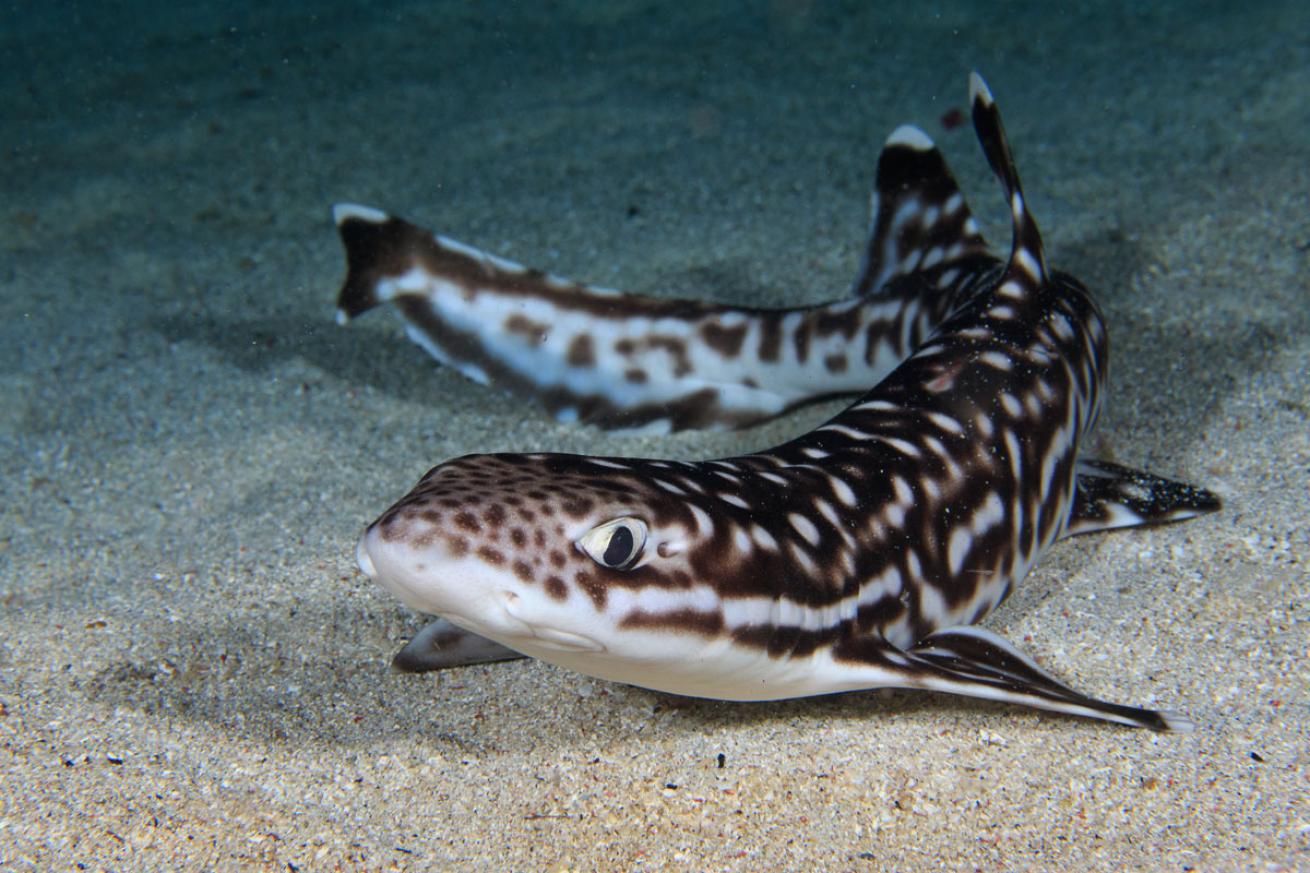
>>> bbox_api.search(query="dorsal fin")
[849,124,990,297]
[969,72,1049,295]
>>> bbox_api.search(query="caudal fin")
[850,124,994,297]
[333,203,426,322]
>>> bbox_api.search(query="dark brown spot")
[534,529,547,548]
[650,337,692,377]
[512,559,534,583]
[505,314,549,343]
[477,545,505,566]
[454,511,481,533]
[448,537,469,558]
[624,368,648,384]
[509,527,528,548]
[549,550,566,569]
[615,338,635,355]
[483,504,507,527]
[757,316,782,362]
[561,497,594,518]
[567,335,595,367]
[824,353,847,373]
[545,576,568,600]
[575,570,607,609]
[813,308,861,339]
[700,322,747,357]
[793,319,811,363]
[864,318,899,365]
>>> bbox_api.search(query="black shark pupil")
[602,526,635,568]
[576,517,646,569]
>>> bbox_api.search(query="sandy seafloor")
[2,1,1308,870]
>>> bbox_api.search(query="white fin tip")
[886,124,935,151]
[969,72,994,107]
[333,202,390,226]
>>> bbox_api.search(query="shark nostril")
[355,535,377,579]
[498,590,524,624]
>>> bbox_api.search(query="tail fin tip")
[333,202,389,227]
[885,124,935,152]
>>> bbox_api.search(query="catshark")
[351,75,1218,730]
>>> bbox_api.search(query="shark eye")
[576,517,647,570]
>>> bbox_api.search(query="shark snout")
[355,533,378,579]
[354,526,436,613]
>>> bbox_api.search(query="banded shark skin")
[333,111,995,434]
[352,74,1219,730]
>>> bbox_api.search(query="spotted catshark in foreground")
[353,75,1219,730]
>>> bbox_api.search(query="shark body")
[353,75,1219,730]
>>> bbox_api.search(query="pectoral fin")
[392,618,526,672]
[904,625,1191,731]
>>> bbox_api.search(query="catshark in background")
[332,94,993,434]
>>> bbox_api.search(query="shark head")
[354,444,895,699]
[355,452,746,673]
